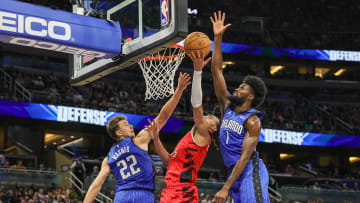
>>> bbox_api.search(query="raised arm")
[210,11,232,118]
[145,118,170,167]
[134,73,191,150]
[188,51,213,137]
[83,157,111,203]
[155,72,191,127]
[213,115,261,203]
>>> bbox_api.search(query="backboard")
[70,0,188,86]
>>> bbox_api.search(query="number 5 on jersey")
[117,154,141,179]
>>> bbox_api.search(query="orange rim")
[140,44,184,62]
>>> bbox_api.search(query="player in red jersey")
[148,51,220,203]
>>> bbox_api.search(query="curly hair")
[243,75,268,108]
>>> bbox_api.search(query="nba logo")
[161,0,169,26]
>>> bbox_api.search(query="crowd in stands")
[0,180,218,203]
[283,162,360,181]
[1,155,359,203]
[1,66,358,135]
[0,159,82,203]
[261,100,332,134]
[18,0,360,51]
[190,0,360,51]
[0,159,51,173]
[0,183,81,203]
[18,0,72,12]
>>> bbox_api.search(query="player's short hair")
[106,115,127,140]
[243,75,268,108]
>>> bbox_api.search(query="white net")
[138,45,185,100]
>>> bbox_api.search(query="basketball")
[184,32,212,56]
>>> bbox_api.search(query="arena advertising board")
[259,128,360,148]
[178,40,360,62]
[0,100,183,133]
[0,100,359,148]
[217,42,360,62]
[0,0,121,58]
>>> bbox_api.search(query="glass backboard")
[70,0,188,86]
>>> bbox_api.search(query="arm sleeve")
[191,70,202,108]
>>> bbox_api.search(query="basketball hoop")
[138,44,185,100]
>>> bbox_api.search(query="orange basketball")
[184,32,211,56]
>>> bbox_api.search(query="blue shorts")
[228,157,270,203]
[113,189,154,203]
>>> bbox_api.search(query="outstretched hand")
[177,72,191,91]
[210,11,231,36]
[212,187,229,203]
[145,118,160,141]
[187,50,211,72]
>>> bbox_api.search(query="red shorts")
[159,185,199,203]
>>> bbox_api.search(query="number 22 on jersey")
[116,154,141,179]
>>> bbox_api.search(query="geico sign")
[10,37,106,57]
[0,11,71,41]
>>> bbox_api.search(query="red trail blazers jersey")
[165,129,212,187]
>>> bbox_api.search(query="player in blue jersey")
[83,73,191,203]
[210,11,269,203]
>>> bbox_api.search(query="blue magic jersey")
[108,137,154,192]
[219,108,262,169]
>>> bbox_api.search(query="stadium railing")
[279,186,360,202]
[0,167,62,187]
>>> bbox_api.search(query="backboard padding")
[70,0,188,86]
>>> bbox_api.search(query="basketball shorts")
[160,185,198,203]
[228,154,270,203]
[113,189,154,203]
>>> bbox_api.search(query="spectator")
[200,194,210,203]
[13,190,21,203]
[199,193,206,202]
[60,186,69,199]
[84,165,100,189]
[0,156,4,166]
[32,76,45,90]
[342,183,350,191]
[107,189,115,202]
[12,160,26,172]
[202,194,212,203]
[285,164,295,175]
[0,191,6,203]
[54,194,66,203]
[2,160,10,168]
[90,165,99,177]
[27,188,34,197]
[42,195,48,203]
[208,172,217,182]
[71,158,86,183]
[354,182,359,191]
[225,196,232,203]
[39,163,47,171]
[312,181,321,190]
[32,192,39,203]
[47,191,55,203]
[38,188,45,201]
[68,187,79,202]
